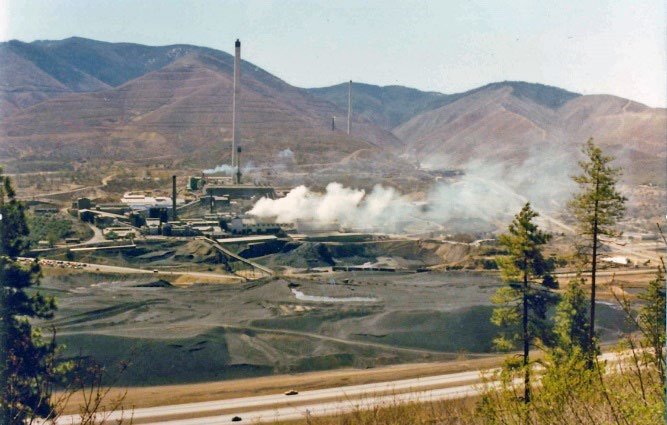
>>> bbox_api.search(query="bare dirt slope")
[394,83,666,185]
[0,38,401,165]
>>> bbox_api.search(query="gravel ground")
[37,270,630,386]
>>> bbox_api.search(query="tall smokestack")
[347,80,352,135]
[231,39,241,176]
[171,175,177,221]
[236,146,242,184]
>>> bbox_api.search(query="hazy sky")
[2,0,666,107]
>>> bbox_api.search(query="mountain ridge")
[0,43,401,166]
[0,37,664,185]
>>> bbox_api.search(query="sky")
[2,0,666,107]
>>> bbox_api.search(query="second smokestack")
[172,175,177,221]
[231,39,241,175]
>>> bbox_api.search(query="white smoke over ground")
[203,161,257,175]
[250,183,419,233]
[203,164,235,175]
[277,148,294,160]
[418,139,580,232]
[249,145,579,234]
[422,139,579,212]
[249,177,532,233]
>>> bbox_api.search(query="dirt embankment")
[249,238,481,271]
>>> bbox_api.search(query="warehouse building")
[229,217,281,235]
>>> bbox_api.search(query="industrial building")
[204,185,275,200]
[229,217,281,235]
[144,218,161,235]
[295,219,341,234]
[121,192,175,211]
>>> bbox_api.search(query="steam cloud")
[203,162,257,175]
[249,146,577,234]
[278,148,294,160]
[250,183,419,232]
[203,164,236,175]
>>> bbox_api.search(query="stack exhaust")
[232,39,241,183]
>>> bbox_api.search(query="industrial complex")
[33,39,426,281]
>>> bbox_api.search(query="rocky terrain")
[38,269,631,386]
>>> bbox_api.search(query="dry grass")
[271,397,478,425]
[170,274,240,285]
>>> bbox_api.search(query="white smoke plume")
[248,155,576,234]
[278,148,294,160]
[203,162,257,175]
[249,183,418,232]
[203,164,236,175]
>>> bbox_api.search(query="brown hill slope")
[0,51,401,166]
[0,37,212,115]
[394,84,666,185]
[0,45,107,118]
[309,80,579,132]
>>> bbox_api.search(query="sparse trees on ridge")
[568,138,626,359]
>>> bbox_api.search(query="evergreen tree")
[492,202,558,403]
[553,277,592,359]
[568,138,626,357]
[0,169,60,424]
[637,266,665,382]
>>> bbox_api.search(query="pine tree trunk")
[589,175,600,361]
[523,264,530,404]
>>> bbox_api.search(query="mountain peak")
[476,80,581,109]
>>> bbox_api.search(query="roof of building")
[216,235,278,244]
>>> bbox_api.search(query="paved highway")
[554,268,659,278]
[48,352,625,425]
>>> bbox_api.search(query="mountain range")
[1,37,664,184]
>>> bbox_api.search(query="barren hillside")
[394,83,666,184]
[0,38,401,166]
